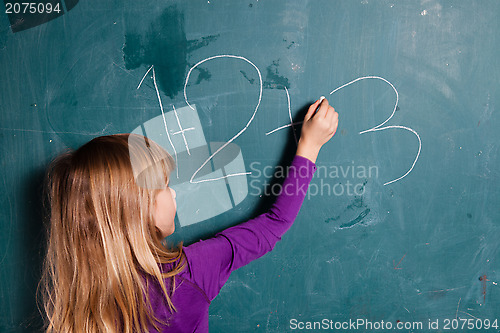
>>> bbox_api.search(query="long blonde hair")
[39,134,186,333]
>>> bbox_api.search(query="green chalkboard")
[1,0,499,332]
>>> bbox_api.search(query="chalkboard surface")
[1,0,499,332]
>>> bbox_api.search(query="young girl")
[40,98,338,332]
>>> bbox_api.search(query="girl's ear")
[154,226,162,238]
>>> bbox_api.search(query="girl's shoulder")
[175,236,236,300]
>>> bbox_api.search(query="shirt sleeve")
[182,154,317,301]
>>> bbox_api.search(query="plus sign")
[171,105,195,155]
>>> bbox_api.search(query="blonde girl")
[40,98,338,332]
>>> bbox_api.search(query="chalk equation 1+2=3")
[138,55,421,187]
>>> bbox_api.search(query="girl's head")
[127,133,177,238]
[40,133,185,333]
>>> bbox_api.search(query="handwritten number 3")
[330,76,421,186]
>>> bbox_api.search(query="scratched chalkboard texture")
[1,0,499,332]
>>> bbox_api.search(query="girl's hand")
[296,98,339,163]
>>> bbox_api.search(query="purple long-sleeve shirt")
[146,155,317,332]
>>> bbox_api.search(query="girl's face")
[153,185,177,238]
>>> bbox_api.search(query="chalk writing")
[184,55,262,184]
[330,76,421,185]
[266,76,421,186]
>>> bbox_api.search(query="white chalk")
[312,96,327,115]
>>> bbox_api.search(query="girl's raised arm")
[181,98,339,301]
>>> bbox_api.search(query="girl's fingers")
[315,98,330,119]
[326,106,338,123]
[305,99,322,121]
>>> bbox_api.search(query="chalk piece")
[319,96,326,102]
